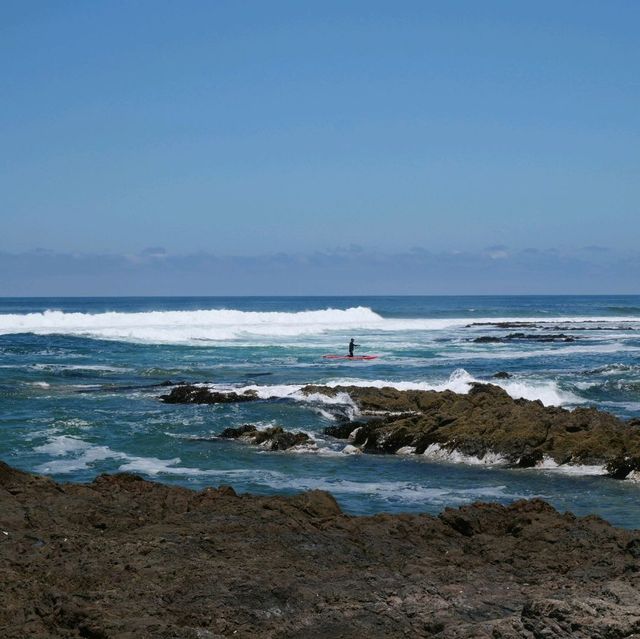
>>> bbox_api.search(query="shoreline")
[2,460,640,638]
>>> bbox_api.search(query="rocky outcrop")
[1,462,639,638]
[311,383,640,477]
[219,424,311,451]
[160,384,258,404]
[472,333,576,343]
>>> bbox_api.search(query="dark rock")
[517,450,544,468]
[493,371,512,379]
[253,427,311,451]
[160,384,258,404]
[467,321,539,328]
[472,333,576,344]
[605,455,640,480]
[323,422,358,439]
[505,332,576,342]
[2,464,639,638]
[219,424,258,439]
[219,425,310,451]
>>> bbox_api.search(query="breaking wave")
[204,368,582,407]
[1,307,639,344]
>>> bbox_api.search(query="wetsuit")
[348,340,358,357]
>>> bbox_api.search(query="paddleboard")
[322,354,379,360]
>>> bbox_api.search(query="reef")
[160,382,640,478]
[1,461,639,638]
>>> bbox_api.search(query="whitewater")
[2,295,640,527]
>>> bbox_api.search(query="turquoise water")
[1,296,640,528]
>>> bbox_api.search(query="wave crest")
[0,306,384,343]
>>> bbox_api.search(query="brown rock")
[1,463,639,638]
[305,383,640,477]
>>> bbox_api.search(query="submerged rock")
[1,462,639,638]
[313,383,640,478]
[160,384,258,404]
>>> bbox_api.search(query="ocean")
[1,295,640,528]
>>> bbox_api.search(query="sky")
[1,1,639,294]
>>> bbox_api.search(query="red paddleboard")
[322,354,379,360]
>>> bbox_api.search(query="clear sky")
[1,1,639,294]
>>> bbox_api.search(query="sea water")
[1,295,640,528]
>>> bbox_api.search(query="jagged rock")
[219,424,310,451]
[1,463,639,638]
[324,421,360,439]
[219,424,257,439]
[606,455,640,480]
[304,383,640,478]
[493,371,512,379]
[160,384,258,404]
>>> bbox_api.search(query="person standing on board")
[348,338,359,357]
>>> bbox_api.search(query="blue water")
[1,296,640,528]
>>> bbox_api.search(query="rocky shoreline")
[1,461,639,638]
[161,383,640,479]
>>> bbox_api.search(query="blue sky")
[1,1,639,293]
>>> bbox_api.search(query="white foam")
[422,443,507,466]
[535,456,608,476]
[0,307,384,343]
[2,308,638,345]
[35,437,127,473]
[201,368,580,408]
[396,446,416,455]
[203,382,361,416]
[341,444,363,455]
[260,475,524,505]
[117,457,285,481]
[34,435,92,456]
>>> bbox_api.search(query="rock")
[219,424,257,439]
[219,425,311,451]
[516,450,544,468]
[606,455,640,480]
[160,385,258,404]
[493,371,512,379]
[324,422,358,439]
[1,464,640,638]
[303,383,640,478]
[472,333,576,344]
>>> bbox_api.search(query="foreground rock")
[219,424,312,451]
[309,383,640,478]
[1,462,639,639]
